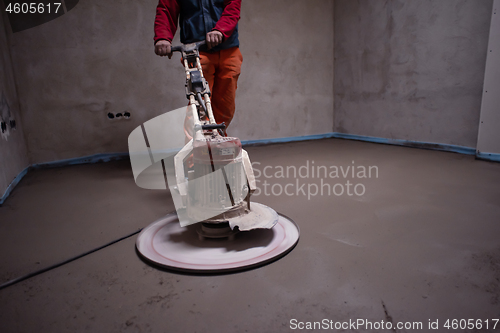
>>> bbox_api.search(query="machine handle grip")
[201,123,226,131]
[170,45,182,53]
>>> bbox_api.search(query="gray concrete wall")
[0,14,29,199]
[232,0,334,141]
[334,0,492,148]
[6,0,185,164]
[477,0,500,156]
[6,0,334,164]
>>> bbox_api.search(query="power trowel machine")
[132,41,299,273]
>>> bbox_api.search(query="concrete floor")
[0,138,499,332]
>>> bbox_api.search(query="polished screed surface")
[0,138,499,332]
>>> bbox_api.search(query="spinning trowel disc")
[136,207,299,273]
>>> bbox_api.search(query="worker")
[154,0,243,131]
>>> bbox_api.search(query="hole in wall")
[9,120,16,130]
[1,122,6,133]
[107,111,131,120]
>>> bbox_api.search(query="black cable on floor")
[0,228,143,291]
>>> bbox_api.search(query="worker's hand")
[155,40,172,58]
[206,30,223,50]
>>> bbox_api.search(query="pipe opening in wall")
[107,113,115,119]
[1,122,6,133]
[124,111,131,119]
[115,113,122,118]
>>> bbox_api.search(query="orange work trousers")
[184,47,242,142]
[199,46,243,127]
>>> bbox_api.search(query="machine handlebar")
[171,40,206,54]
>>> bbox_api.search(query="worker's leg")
[210,47,243,127]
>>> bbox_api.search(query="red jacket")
[154,0,241,50]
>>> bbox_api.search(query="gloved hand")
[155,40,172,58]
[206,30,223,50]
